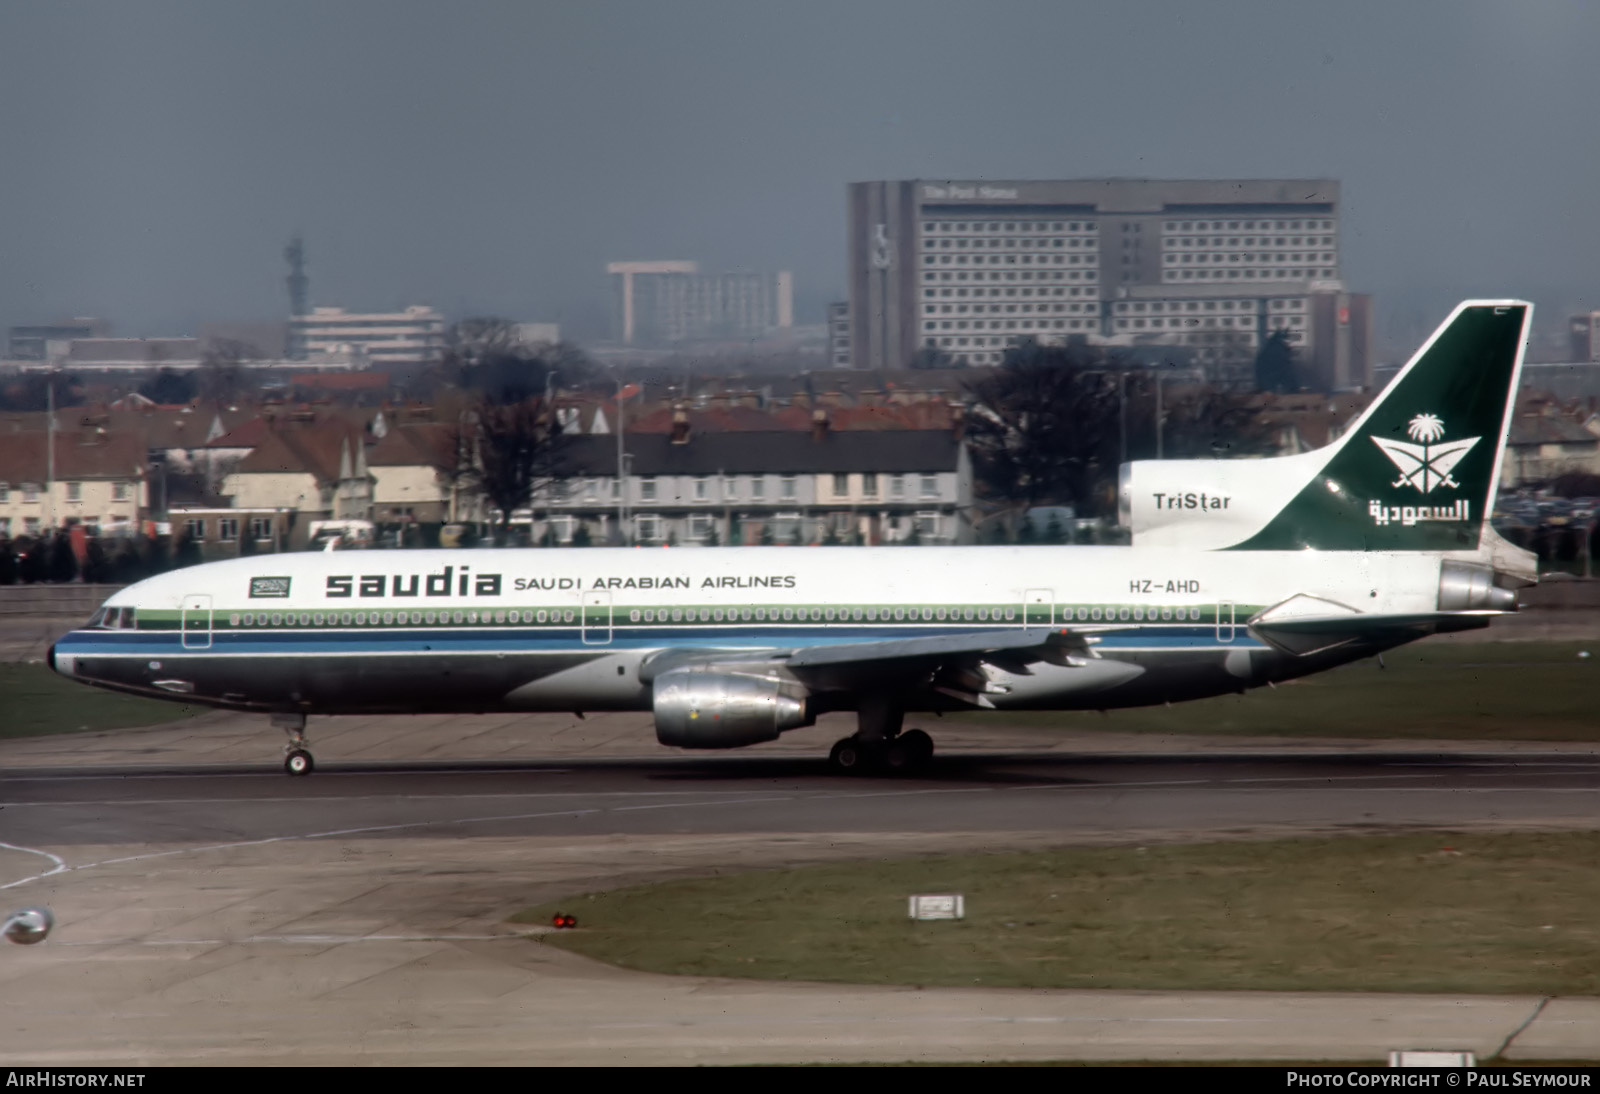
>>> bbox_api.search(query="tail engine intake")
[1437,561,1517,612]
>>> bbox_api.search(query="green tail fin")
[1230,300,1529,551]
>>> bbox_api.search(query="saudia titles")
[321,566,800,599]
[1368,412,1479,528]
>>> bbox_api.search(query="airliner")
[51,301,1535,775]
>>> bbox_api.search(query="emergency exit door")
[581,590,612,645]
[1023,588,1054,628]
[181,594,213,650]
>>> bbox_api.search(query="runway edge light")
[908,895,964,920]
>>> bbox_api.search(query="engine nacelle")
[653,670,811,749]
[1437,560,1517,612]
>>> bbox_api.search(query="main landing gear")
[273,712,314,776]
[828,697,934,775]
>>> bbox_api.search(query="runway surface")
[3,727,1600,1065]
[7,750,1600,849]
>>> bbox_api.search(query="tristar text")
[1152,492,1231,511]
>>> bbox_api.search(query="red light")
[552,913,578,929]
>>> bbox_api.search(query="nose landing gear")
[273,712,314,776]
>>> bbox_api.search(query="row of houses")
[6,385,1600,553]
[0,397,975,550]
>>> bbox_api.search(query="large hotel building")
[844,178,1370,390]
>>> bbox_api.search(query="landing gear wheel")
[883,739,914,772]
[883,730,934,773]
[829,737,866,773]
[900,729,934,767]
[273,713,312,777]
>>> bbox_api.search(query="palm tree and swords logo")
[1367,413,1481,526]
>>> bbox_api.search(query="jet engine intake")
[1437,561,1517,612]
[653,670,812,749]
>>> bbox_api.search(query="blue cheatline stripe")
[55,624,1265,657]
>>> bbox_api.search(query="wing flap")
[636,625,1127,685]
[782,626,1103,668]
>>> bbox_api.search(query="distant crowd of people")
[0,530,203,586]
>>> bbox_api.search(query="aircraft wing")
[639,625,1131,707]
[781,626,1104,668]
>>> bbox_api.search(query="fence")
[0,584,123,618]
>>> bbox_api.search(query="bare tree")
[446,317,521,370]
[1254,328,1299,393]
[139,367,197,405]
[453,397,567,544]
[198,338,260,404]
[1161,388,1282,459]
[437,318,598,405]
[964,339,1121,521]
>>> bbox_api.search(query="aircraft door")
[1215,601,1236,644]
[181,594,213,650]
[1023,588,1054,628]
[581,590,612,645]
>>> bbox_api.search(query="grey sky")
[3,1,1598,352]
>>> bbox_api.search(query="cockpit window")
[92,606,136,629]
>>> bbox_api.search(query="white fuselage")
[52,544,1454,717]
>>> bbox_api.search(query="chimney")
[948,400,965,441]
[811,407,830,443]
[670,405,691,445]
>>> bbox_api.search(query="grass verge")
[0,663,204,739]
[948,640,1600,740]
[516,832,1600,995]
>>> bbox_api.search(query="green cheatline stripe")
[122,602,1255,631]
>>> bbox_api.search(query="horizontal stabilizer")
[1249,608,1499,657]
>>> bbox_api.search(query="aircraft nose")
[46,641,75,677]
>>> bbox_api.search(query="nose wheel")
[273,712,315,777]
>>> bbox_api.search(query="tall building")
[607,261,794,346]
[847,179,1370,389]
[288,306,445,368]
